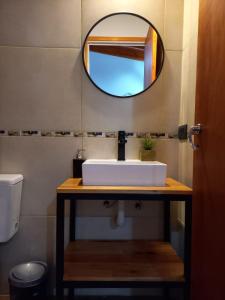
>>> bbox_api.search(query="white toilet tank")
[0,174,23,242]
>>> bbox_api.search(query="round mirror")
[82,13,164,98]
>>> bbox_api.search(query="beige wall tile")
[0,137,82,216]
[0,47,81,130]
[82,74,138,131]
[77,200,163,218]
[180,19,198,126]
[178,0,199,224]
[182,0,192,50]
[83,137,117,159]
[76,216,163,240]
[155,139,179,178]
[179,48,189,124]
[180,47,197,126]
[161,50,182,133]
[178,1,198,195]
[82,0,165,40]
[178,141,193,222]
[82,70,165,132]
[178,141,193,187]
[182,0,199,50]
[189,0,199,49]
[0,0,81,47]
[82,50,182,133]
[164,0,184,50]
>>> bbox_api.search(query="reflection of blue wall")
[90,51,144,96]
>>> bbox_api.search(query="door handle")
[188,124,202,150]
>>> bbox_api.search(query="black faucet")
[118,131,127,161]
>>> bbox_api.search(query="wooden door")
[192,1,225,299]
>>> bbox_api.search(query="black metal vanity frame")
[56,188,192,300]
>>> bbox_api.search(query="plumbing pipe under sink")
[116,200,125,227]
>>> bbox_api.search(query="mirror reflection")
[83,13,164,98]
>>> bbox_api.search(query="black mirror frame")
[82,12,165,99]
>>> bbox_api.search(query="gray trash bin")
[8,261,48,300]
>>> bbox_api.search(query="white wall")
[178,0,199,223]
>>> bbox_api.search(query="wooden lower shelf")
[64,240,184,282]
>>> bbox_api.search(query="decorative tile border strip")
[8,130,20,136]
[0,130,177,139]
[22,130,41,136]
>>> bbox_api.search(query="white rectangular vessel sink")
[82,159,167,186]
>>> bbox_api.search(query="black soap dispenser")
[73,149,85,178]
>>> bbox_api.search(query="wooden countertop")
[57,178,192,195]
